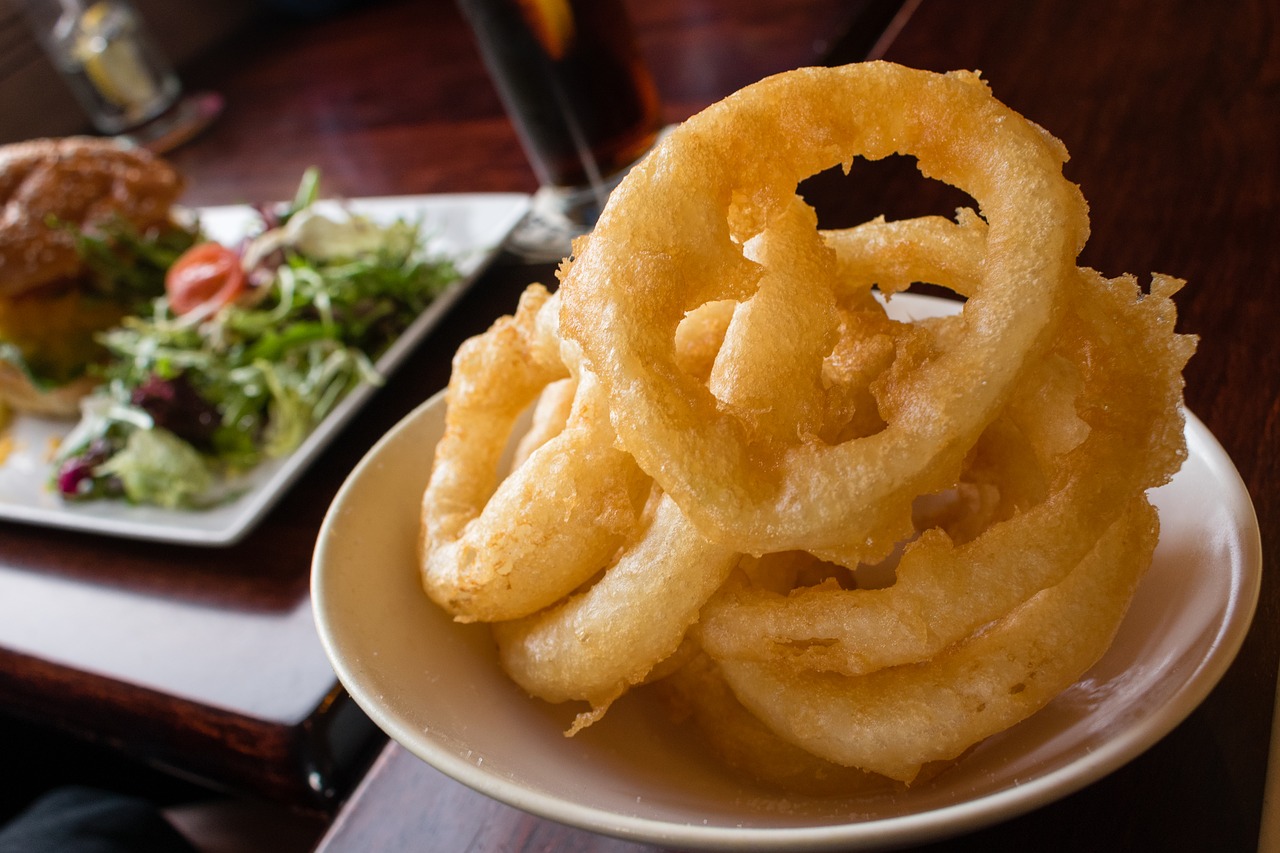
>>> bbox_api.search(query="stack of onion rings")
[418,61,1196,786]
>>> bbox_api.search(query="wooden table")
[2,0,1276,850]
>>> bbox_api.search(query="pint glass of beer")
[456,0,664,258]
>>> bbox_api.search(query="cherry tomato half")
[165,242,247,316]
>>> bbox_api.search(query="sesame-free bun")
[0,137,185,416]
[0,363,98,417]
[0,136,184,298]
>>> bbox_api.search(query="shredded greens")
[53,171,460,508]
[70,214,199,307]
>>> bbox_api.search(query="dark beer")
[457,0,663,191]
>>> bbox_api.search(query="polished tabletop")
[1,0,1276,850]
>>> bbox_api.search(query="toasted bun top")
[0,136,184,298]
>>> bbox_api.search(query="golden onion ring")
[560,62,1090,566]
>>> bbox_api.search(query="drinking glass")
[456,0,664,260]
[17,0,222,152]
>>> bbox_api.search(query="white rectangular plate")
[0,192,530,546]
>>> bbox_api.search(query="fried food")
[419,286,651,623]
[493,492,738,732]
[418,61,1196,788]
[560,63,1089,568]
[719,499,1159,782]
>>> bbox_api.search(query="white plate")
[0,192,529,546]
[312,293,1261,851]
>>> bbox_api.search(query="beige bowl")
[312,293,1260,851]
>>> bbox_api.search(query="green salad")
[53,170,460,508]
